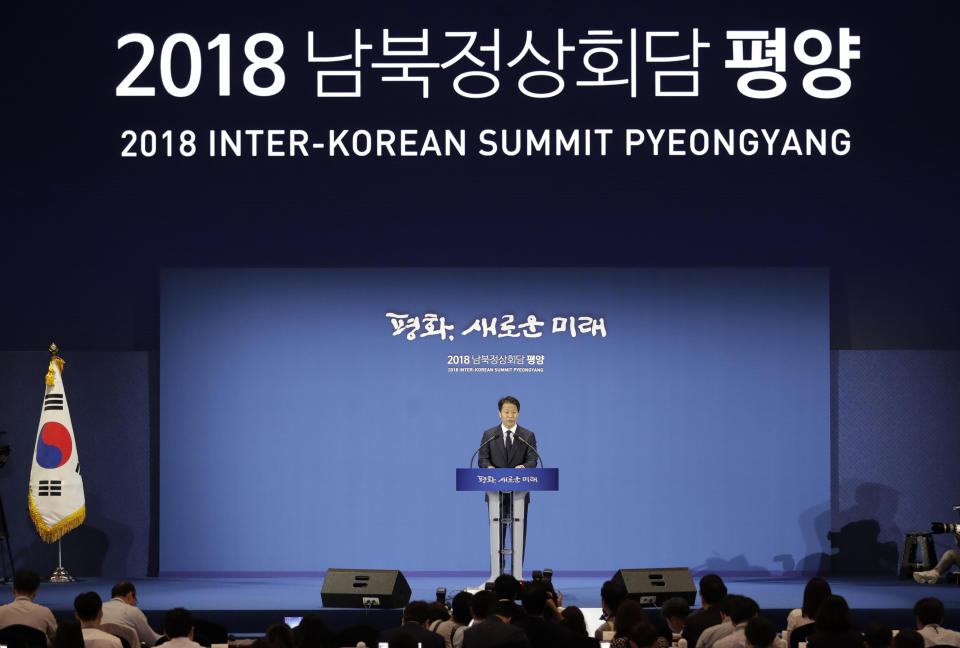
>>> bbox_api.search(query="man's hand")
[514,465,525,469]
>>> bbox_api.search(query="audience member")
[744,618,778,648]
[429,602,452,628]
[101,581,163,647]
[684,575,728,648]
[386,631,420,648]
[0,569,57,642]
[494,576,523,602]
[74,592,122,648]
[292,614,332,648]
[433,592,473,648]
[914,597,960,647]
[612,600,651,648]
[862,622,893,648]
[786,578,832,635]
[806,595,860,648]
[461,599,531,648]
[514,581,573,648]
[661,597,691,636]
[627,624,662,648]
[379,601,444,648]
[714,597,771,648]
[595,580,629,641]
[263,623,295,648]
[913,532,960,584]
[163,607,203,648]
[697,596,738,648]
[894,630,925,648]
[52,619,84,648]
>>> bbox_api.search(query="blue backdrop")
[159,268,829,573]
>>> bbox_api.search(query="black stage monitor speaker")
[321,568,412,609]
[612,567,696,607]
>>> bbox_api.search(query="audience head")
[894,629,925,648]
[863,622,893,648]
[494,574,522,601]
[627,622,661,648]
[801,578,831,620]
[427,602,450,624]
[661,597,691,631]
[913,597,944,628]
[492,599,517,621]
[12,570,41,597]
[53,619,84,648]
[601,579,629,616]
[521,581,549,616]
[815,595,854,633]
[699,574,728,606]
[560,606,589,638]
[451,591,474,626]
[165,607,195,639]
[74,592,103,624]
[614,600,650,638]
[471,590,495,620]
[745,617,777,648]
[111,581,138,603]
[264,623,295,648]
[727,595,760,625]
[402,601,431,627]
[292,614,330,648]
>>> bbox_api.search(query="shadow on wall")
[13,493,134,577]
[829,482,902,576]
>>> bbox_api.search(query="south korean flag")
[28,352,85,542]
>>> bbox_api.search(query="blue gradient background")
[159,268,828,573]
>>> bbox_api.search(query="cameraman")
[914,532,960,584]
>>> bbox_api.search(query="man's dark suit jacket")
[462,616,532,648]
[513,615,575,648]
[379,622,445,648]
[477,425,538,468]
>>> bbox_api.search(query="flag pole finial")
[45,343,65,385]
[49,342,59,357]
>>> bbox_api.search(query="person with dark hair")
[434,592,473,648]
[595,580,629,641]
[164,607,203,648]
[514,582,573,648]
[292,614,331,648]
[53,619,85,648]
[429,602,452,627]
[714,597,773,648]
[102,581,163,647]
[683,575,728,648]
[0,569,57,641]
[461,599,531,648]
[627,624,662,648]
[786,578,831,636]
[661,597,692,637]
[914,597,960,647]
[611,601,651,648]
[471,590,495,623]
[561,606,600,648]
[263,623,294,648]
[495,575,523,602]
[379,601,444,648]
[478,396,539,577]
[894,629,925,648]
[862,622,893,648]
[806,595,860,648]
[744,618,778,648]
[74,592,122,648]
[697,596,739,648]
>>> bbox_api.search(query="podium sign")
[456,468,559,491]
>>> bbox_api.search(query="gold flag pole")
[45,343,75,583]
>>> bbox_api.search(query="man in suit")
[478,396,539,580]
[379,601,445,648]
[462,599,531,648]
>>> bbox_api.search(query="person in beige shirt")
[0,570,57,643]
[101,581,162,647]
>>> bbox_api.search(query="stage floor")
[26,573,960,636]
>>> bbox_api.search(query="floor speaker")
[320,568,412,608]
[612,567,696,606]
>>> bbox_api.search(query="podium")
[456,468,559,581]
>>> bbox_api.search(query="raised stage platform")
[25,573,960,638]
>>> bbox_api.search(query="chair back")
[101,623,140,648]
[0,624,48,648]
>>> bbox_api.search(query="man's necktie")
[505,431,513,455]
